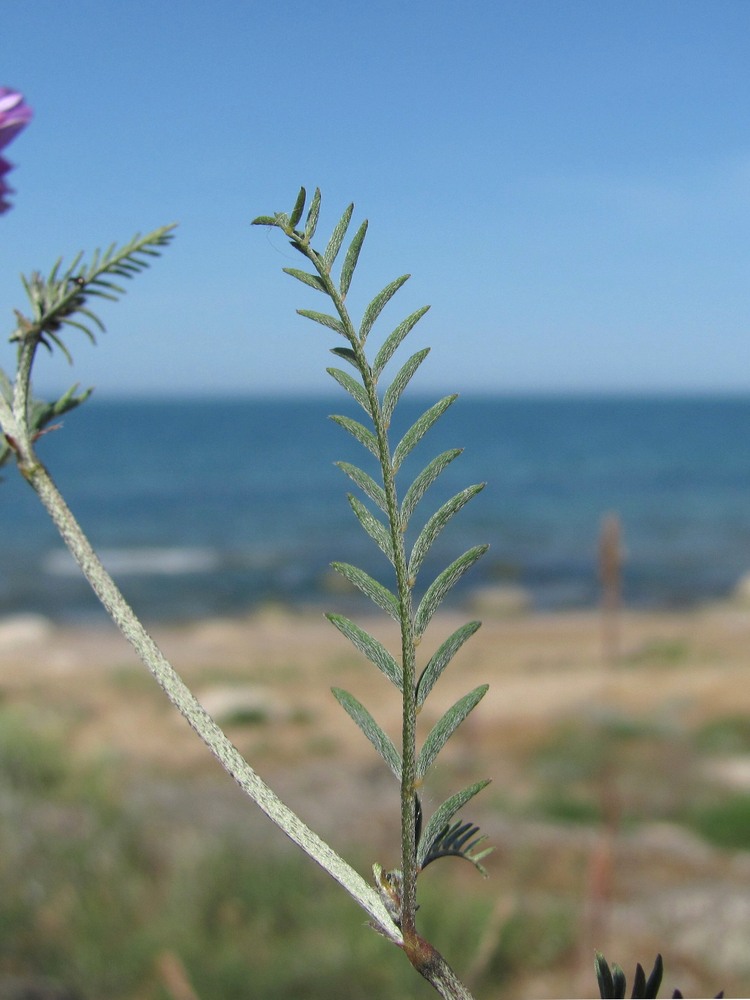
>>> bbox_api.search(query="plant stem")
[275,222,479,998]
[285,230,420,933]
[367,370,419,935]
[405,935,479,1000]
[12,445,403,946]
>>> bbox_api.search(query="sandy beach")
[2,602,750,997]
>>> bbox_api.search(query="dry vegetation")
[1,602,749,998]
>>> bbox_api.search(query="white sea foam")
[43,547,221,577]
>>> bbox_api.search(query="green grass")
[693,715,750,754]
[8,704,744,998]
[531,793,602,825]
[683,793,750,851]
[528,716,697,827]
[0,707,68,792]
[624,638,691,666]
[0,715,509,1000]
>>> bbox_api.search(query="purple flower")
[0,87,32,214]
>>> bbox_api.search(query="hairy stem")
[367,371,419,934]
[405,934,478,1000]
[12,446,402,945]
[12,336,35,430]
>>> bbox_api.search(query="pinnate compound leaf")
[329,564,400,623]
[595,953,656,1000]
[282,267,327,293]
[421,819,492,875]
[298,310,345,336]
[382,348,430,427]
[591,952,727,1000]
[348,495,394,563]
[417,621,481,707]
[323,203,354,270]
[289,187,307,229]
[416,779,490,869]
[359,275,410,343]
[332,687,401,779]
[30,383,93,436]
[392,395,458,473]
[1,382,95,470]
[416,685,488,780]
[13,228,175,364]
[401,448,462,526]
[414,545,489,639]
[409,483,485,579]
[326,613,402,688]
[340,220,368,298]
[304,187,321,241]
[329,414,380,458]
[373,305,431,380]
[327,368,371,414]
[335,461,387,514]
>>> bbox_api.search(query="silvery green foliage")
[0,218,405,950]
[253,189,492,928]
[0,227,175,468]
[1,197,486,996]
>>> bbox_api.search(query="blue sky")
[2,0,750,397]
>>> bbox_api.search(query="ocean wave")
[43,547,222,577]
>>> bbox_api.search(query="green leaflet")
[329,414,380,458]
[340,220,368,298]
[392,395,458,473]
[326,613,402,688]
[297,310,345,336]
[347,495,394,564]
[327,368,371,414]
[329,346,359,370]
[416,621,481,708]
[408,484,485,579]
[52,315,99,344]
[282,267,327,293]
[359,275,410,343]
[335,461,388,514]
[416,779,491,869]
[416,685,489,780]
[332,687,402,779]
[414,545,489,639]
[382,348,430,427]
[372,305,431,380]
[288,187,307,229]
[401,448,463,526]
[329,564,400,623]
[323,203,354,271]
[304,187,322,241]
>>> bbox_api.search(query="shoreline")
[2,600,750,995]
[2,599,750,723]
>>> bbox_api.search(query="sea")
[2,394,750,624]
